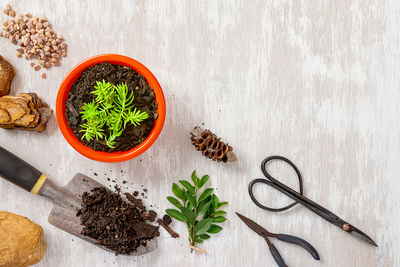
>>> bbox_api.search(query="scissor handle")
[248,156,304,212]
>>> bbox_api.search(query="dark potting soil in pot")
[65,62,158,152]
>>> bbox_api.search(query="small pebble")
[41,72,46,79]
[0,7,68,78]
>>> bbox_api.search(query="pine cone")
[190,126,237,163]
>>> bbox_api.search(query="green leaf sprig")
[79,80,149,148]
[166,171,228,252]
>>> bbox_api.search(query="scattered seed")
[41,72,46,79]
[16,52,21,57]
[33,64,40,71]
[9,10,15,17]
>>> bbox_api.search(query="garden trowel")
[0,146,157,256]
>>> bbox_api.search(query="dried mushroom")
[0,93,52,132]
[0,55,15,97]
[190,126,237,163]
[0,211,46,267]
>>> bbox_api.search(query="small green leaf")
[199,233,211,240]
[191,170,199,187]
[211,194,219,209]
[194,218,212,235]
[195,237,204,244]
[198,188,214,202]
[184,191,196,207]
[187,201,193,210]
[198,175,209,189]
[167,196,182,209]
[214,211,227,216]
[179,180,195,194]
[182,189,187,202]
[205,208,213,218]
[207,224,223,234]
[197,200,212,215]
[172,183,183,199]
[206,200,215,216]
[217,201,229,209]
[166,209,186,222]
[212,216,227,223]
[181,207,195,225]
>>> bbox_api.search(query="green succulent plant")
[79,80,149,148]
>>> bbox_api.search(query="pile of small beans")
[1,4,67,78]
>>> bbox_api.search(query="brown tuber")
[190,126,237,163]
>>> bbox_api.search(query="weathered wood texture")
[0,0,399,266]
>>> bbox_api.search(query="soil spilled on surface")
[76,187,159,255]
[65,62,158,152]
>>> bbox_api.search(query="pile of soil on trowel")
[76,187,159,255]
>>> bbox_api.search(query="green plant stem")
[191,186,198,247]
[181,194,193,246]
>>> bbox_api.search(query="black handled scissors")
[249,156,377,247]
[236,212,319,267]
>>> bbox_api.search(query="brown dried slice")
[0,55,15,97]
[0,93,53,132]
[0,108,11,124]
[28,92,49,109]
[12,99,36,126]
[18,93,40,127]
[0,96,30,123]
[19,107,52,132]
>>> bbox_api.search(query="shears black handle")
[277,234,320,260]
[249,156,304,212]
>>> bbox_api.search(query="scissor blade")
[349,226,378,247]
[236,212,268,236]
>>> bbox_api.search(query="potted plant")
[56,54,166,162]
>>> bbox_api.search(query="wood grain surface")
[0,0,399,266]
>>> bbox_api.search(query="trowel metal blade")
[47,173,157,256]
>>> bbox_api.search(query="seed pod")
[190,126,237,163]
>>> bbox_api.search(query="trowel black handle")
[0,146,46,193]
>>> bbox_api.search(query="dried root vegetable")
[0,55,15,97]
[190,126,237,163]
[0,92,52,132]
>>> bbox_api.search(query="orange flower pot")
[56,54,166,162]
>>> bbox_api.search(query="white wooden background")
[0,0,399,266]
